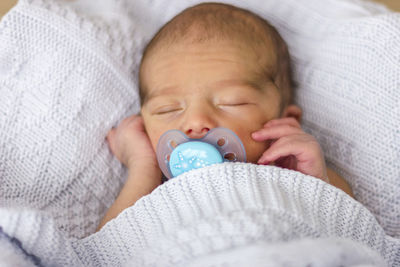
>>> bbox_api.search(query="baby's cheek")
[246,142,268,163]
[239,133,270,164]
[143,124,162,152]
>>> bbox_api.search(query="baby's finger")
[121,114,138,127]
[264,117,301,129]
[252,124,303,141]
[257,134,308,164]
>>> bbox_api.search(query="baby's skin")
[97,41,353,231]
[96,3,353,231]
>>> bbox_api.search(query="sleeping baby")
[97,2,353,230]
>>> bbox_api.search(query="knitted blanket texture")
[1,164,398,266]
[0,0,399,266]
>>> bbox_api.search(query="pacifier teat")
[156,127,246,179]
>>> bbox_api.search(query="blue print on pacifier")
[156,127,246,179]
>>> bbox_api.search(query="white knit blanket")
[1,0,400,266]
[1,164,398,266]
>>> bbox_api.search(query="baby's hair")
[139,2,294,108]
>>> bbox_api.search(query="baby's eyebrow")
[211,79,263,91]
[143,85,178,104]
[143,78,265,104]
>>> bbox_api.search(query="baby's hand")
[97,115,161,231]
[107,115,158,170]
[251,118,329,182]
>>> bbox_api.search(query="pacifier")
[156,127,246,179]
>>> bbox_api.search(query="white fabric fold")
[76,163,398,266]
[1,164,397,266]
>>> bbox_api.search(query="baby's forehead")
[143,3,279,59]
[140,41,278,103]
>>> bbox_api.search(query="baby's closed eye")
[217,97,256,107]
[152,105,183,115]
[218,102,252,106]
[215,93,257,107]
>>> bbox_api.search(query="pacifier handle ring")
[201,127,247,162]
[156,129,188,179]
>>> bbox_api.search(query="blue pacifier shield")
[156,127,246,179]
[169,141,223,177]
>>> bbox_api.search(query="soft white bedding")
[0,0,400,266]
[1,164,397,266]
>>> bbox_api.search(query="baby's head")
[139,3,301,163]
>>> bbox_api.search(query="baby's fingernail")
[252,132,260,138]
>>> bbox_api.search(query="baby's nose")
[185,127,210,139]
[182,102,218,139]
[183,113,217,139]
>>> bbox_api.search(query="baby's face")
[140,41,282,163]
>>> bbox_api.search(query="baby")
[97,3,352,230]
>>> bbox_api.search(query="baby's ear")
[281,104,302,122]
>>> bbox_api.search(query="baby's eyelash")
[227,103,248,106]
[219,103,251,106]
[154,108,182,115]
